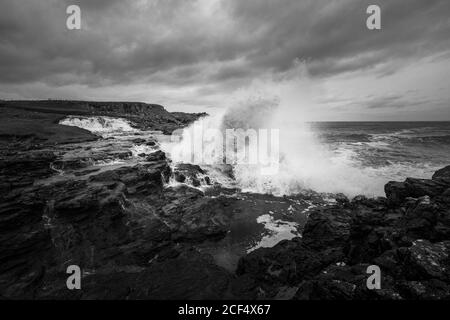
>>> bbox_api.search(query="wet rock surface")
[234,170,450,300]
[0,145,238,299]
[172,163,212,187]
[0,102,225,299]
[2,153,450,299]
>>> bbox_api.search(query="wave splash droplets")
[165,66,387,197]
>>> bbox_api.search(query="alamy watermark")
[366,265,381,290]
[66,5,81,30]
[171,124,280,175]
[366,5,381,30]
[66,4,381,31]
[66,265,81,290]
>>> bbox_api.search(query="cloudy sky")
[0,0,449,120]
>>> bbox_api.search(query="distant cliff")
[0,100,207,134]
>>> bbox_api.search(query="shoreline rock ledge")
[1,160,450,299]
[234,165,450,299]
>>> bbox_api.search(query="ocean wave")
[60,116,138,137]
[163,105,397,197]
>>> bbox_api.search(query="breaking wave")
[60,116,137,136]
[162,66,393,197]
[164,108,389,198]
[162,63,449,198]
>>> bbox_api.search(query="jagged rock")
[336,193,350,206]
[161,185,234,241]
[433,165,450,180]
[132,138,146,144]
[146,150,166,162]
[235,165,450,300]
[174,172,186,183]
[404,178,449,198]
[0,101,210,299]
[345,198,402,264]
[0,189,52,298]
[172,163,207,187]
[192,178,201,187]
[400,240,450,281]
[176,163,206,175]
[0,151,56,191]
[397,279,450,299]
[398,195,450,241]
[351,195,368,203]
[294,264,381,300]
[49,181,128,222]
[52,158,94,171]
[386,178,449,206]
[385,181,409,206]
[302,207,353,249]
[375,239,450,282]
[89,162,170,196]
[235,238,345,299]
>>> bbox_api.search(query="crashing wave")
[60,116,138,136]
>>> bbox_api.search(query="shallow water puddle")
[247,213,300,253]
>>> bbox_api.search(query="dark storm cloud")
[225,0,450,76]
[0,0,449,91]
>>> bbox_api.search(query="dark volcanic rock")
[132,138,146,144]
[174,172,186,183]
[176,163,206,175]
[302,207,353,249]
[0,101,219,299]
[172,163,208,187]
[433,165,450,180]
[192,178,201,187]
[0,151,56,192]
[234,165,450,300]
[385,181,409,206]
[293,263,402,300]
[1,159,235,299]
[386,178,450,206]
[404,178,449,198]
[146,150,166,162]
[0,190,52,298]
[89,162,171,196]
[235,238,345,299]
[52,158,94,171]
[39,248,235,300]
[44,180,128,223]
[399,240,450,281]
[161,185,234,241]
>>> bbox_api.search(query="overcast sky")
[0,0,449,120]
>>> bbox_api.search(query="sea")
[314,121,450,189]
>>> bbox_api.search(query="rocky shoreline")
[236,166,450,299]
[1,101,449,300]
